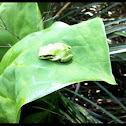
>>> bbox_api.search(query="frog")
[38,43,73,62]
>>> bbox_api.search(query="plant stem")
[0,17,20,40]
[52,2,71,20]
[72,82,81,101]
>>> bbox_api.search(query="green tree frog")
[38,43,73,62]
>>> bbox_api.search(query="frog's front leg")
[61,54,73,62]
[49,56,61,62]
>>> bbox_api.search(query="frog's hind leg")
[61,54,73,62]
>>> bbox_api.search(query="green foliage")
[114,31,126,37]
[64,88,124,123]
[1,2,124,124]
[38,2,54,29]
[105,18,126,27]
[20,91,103,123]
[92,2,122,18]
[20,93,60,123]
[58,2,104,21]
[59,92,103,123]
[38,2,50,17]
[105,18,126,39]
[0,2,43,61]
[0,17,116,123]
[106,24,126,35]
[110,44,126,61]
[109,45,126,52]
[55,2,126,123]
[103,16,126,61]
[94,81,126,111]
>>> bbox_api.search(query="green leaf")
[106,24,126,35]
[109,44,126,61]
[108,33,121,39]
[37,2,53,29]
[110,52,126,61]
[105,18,126,27]
[114,31,126,37]
[0,2,43,61]
[59,109,76,123]
[0,17,116,123]
[60,93,103,124]
[109,45,126,53]
[38,2,50,16]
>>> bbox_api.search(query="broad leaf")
[0,2,43,61]
[0,17,116,123]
